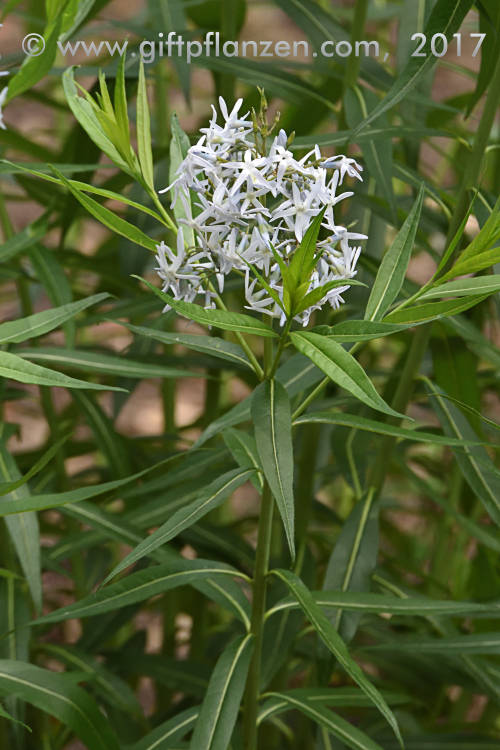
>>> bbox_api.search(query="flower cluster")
[157,97,366,326]
[0,24,9,130]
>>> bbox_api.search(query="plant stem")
[243,333,277,749]
[243,479,274,750]
[445,49,500,255]
[344,0,370,91]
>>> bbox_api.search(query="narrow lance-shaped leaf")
[261,691,385,750]
[103,468,255,583]
[62,67,133,174]
[0,660,120,750]
[0,294,109,345]
[223,428,264,492]
[323,489,379,643]
[0,453,182,516]
[189,635,254,750]
[270,569,404,749]
[0,443,41,612]
[0,351,125,392]
[266,591,497,619]
[252,380,295,559]
[290,331,405,418]
[419,275,500,300]
[50,167,158,252]
[384,294,490,324]
[425,380,500,527]
[440,195,500,281]
[137,61,155,190]
[116,321,253,369]
[294,410,488,448]
[0,433,70,497]
[135,276,278,337]
[169,113,194,248]
[127,707,199,750]
[365,184,424,321]
[17,347,195,380]
[32,559,248,624]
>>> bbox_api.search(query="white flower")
[157,97,367,326]
[320,155,363,184]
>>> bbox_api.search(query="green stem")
[268,319,291,378]
[445,49,500,254]
[344,0,369,91]
[368,323,430,490]
[243,480,274,750]
[211,287,265,379]
[243,337,276,750]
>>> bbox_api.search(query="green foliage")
[0,1,500,749]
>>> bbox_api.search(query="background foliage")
[1,1,500,748]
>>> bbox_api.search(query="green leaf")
[194,354,322,448]
[294,410,486,447]
[116,321,253,369]
[419,275,500,300]
[270,569,403,748]
[103,468,255,583]
[127,707,199,750]
[33,558,248,624]
[351,0,474,135]
[0,660,120,750]
[62,67,133,175]
[40,642,141,716]
[440,196,500,281]
[137,61,154,190]
[169,113,194,248]
[2,159,166,225]
[0,453,182,516]
[367,632,500,655]
[365,184,424,320]
[295,279,366,316]
[323,489,379,642]
[223,428,264,492]
[425,381,500,527]
[113,53,130,148]
[0,443,41,612]
[251,380,295,559]
[287,207,327,307]
[16,347,194,380]
[267,591,498,619]
[384,294,490,324]
[50,167,157,251]
[189,634,254,750]
[0,215,48,262]
[6,15,62,102]
[261,691,385,750]
[290,331,404,418]
[318,319,412,341]
[0,294,109,345]
[0,433,70,497]
[259,687,408,720]
[0,351,125,391]
[135,276,278,337]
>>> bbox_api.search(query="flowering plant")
[156,95,366,327]
[1,14,500,747]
